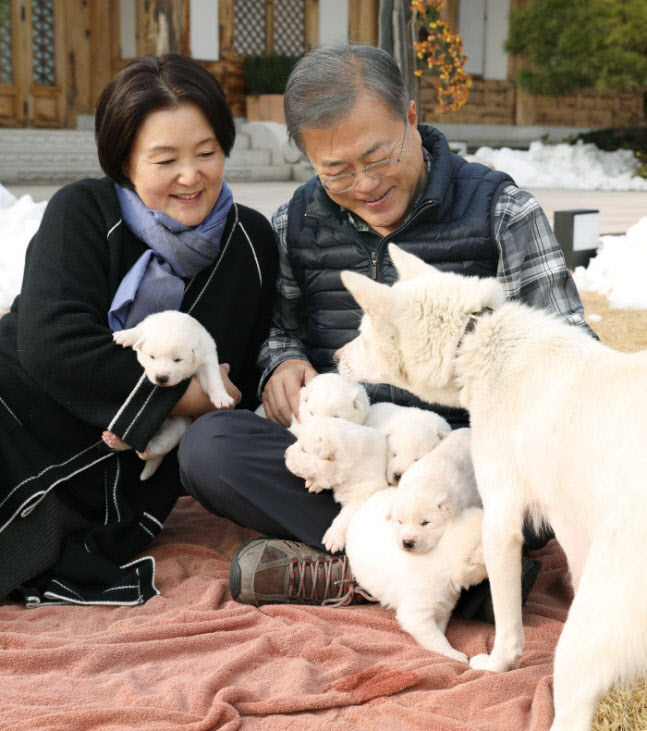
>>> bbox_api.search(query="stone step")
[0,127,303,184]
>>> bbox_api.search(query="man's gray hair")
[284,43,410,151]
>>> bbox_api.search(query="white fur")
[290,373,370,435]
[113,310,233,479]
[284,415,387,553]
[346,490,486,662]
[336,244,647,731]
[391,428,480,554]
[365,402,451,484]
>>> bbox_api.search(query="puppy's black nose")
[393,473,402,483]
[403,539,415,550]
[156,374,169,385]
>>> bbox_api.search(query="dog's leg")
[112,326,140,348]
[196,353,235,409]
[396,601,467,663]
[322,505,356,553]
[550,532,647,731]
[138,415,192,481]
[469,493,525,673]
[549,515,590,593]
[140,455,164,480]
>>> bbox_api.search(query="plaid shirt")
[257,182,591,394]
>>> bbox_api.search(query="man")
[178,43,592,611]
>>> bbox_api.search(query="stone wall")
[421,77,645,130]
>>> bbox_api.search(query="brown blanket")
[0,497,570,730]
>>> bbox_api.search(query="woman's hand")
[102,364,240,451]
[101,432,165,461]
[172,363,241,419]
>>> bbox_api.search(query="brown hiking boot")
[229,537,376,607]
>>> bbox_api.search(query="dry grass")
[593,676,647,731]
[576,292,647,730]
[581,291,647,353]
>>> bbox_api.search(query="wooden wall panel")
[349,0,378,45]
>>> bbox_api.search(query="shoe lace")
[287,554,377,608]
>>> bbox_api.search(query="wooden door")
[0,0,66,127]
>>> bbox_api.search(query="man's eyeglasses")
[318,123,408,194]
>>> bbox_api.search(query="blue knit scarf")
[108,181,233,331]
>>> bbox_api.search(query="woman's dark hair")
[95,54,235,187]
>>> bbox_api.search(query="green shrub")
[243,54,301,95]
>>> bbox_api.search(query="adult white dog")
[365,402,451,484]
[346,488,486,662]
[335,244,647,731]
[112,310,233,479]
[392,428,480,554]
[284,415,388,553]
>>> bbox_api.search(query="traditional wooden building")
[0,0,376,128]
[0,0,643,131]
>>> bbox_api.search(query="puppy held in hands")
[392,428,480,554]
[290,372,370,434]
[111,310,233,479]
[365,402,451,485]
[345,488,486,662]
[284,416,388,553]
[289,373,370,492]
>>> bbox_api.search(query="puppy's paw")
[305,479,324,494]
[102,431,131,451]
[469,652,519,673]
[211,391,236,409]
[112,329,136,347]
[322,526,345,554]
[444,649,468,664]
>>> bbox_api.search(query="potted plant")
[243,53,301,124]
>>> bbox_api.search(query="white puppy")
[346,489,486,662]
[365,402,451,484]
[289,372,370,435]
[113,310,233,479]
[391,428,480,554]
[336,244,647,731]
[284,415,388,553]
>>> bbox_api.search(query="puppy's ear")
[314,434,335,461]
[439,499,456,521]
[341,271,392,318]
[388,244,436,281]
[113,326,142,349]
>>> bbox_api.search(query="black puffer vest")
[286,125,513,426]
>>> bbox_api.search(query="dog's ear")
[439,498,456,521]
[341,271,392,317]
[314,434,335,461]
[351,385,367,413]
[388,244,436,281]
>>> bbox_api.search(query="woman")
[0,54,277,606]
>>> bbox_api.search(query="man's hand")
[263,359,317,426]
